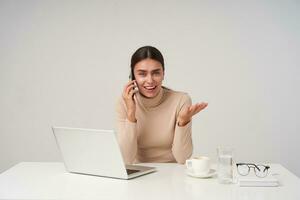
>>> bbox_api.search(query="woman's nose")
[146,75,154,83]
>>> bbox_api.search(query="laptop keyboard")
[126,169,140,175]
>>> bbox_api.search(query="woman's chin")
[140,90,159,98]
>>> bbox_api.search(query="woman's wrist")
[177,119,190,127]
[127,112,137,123]
[127,117,137,123]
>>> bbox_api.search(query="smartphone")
[129,70,135,81]
[129,72,139,94]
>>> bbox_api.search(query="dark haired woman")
[115,46,208,164]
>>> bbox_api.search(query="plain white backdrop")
[0,0,299,177]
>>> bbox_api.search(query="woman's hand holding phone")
[122,80,138,123]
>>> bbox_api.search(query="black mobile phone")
[129,72,139,93]
[129,69,135,80]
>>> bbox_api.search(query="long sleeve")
[115,97,138,164]
[172,94,193,164]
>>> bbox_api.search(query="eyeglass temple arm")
[236,163,269,171]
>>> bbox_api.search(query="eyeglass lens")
[237,164,269,177]
[255,165,269,177]
[237,164,250,175]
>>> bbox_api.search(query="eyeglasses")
[236,163,270,178]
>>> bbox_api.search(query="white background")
[0,0,299,177]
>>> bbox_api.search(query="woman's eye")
[138,73,146,76]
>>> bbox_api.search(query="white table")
[0,162,299,200]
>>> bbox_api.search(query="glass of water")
[217,147,234,184]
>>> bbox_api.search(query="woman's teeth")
[144,86,156,91]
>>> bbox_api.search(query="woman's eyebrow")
[136,68,162,72]
[152,69,161,72]
[136,69,147,72]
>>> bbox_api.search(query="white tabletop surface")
[0,162,299,200]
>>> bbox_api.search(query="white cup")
[186,156,211,175]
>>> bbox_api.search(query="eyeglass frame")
[236,163,270,178]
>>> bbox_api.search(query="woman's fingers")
[194,102,208,114]
[125,84,135,96]
[123,81,136,98]
[197,102,207,109]
[187,102,208,116]
[128,87,137,98]
[123,80,135,92]
[124,80,135,89]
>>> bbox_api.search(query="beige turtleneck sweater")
[115,87,193,164]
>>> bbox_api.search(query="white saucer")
[186,169,216,178]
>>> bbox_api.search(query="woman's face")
[134,58,164,98]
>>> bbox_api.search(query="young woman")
[115,46,208,164]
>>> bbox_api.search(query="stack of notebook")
[236,172,279,187]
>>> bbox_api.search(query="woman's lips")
[144,86,157,91]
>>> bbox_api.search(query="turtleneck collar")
[136,87,165,108]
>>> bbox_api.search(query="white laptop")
[52,126,156,179]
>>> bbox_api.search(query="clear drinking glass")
[217,147,234,184]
